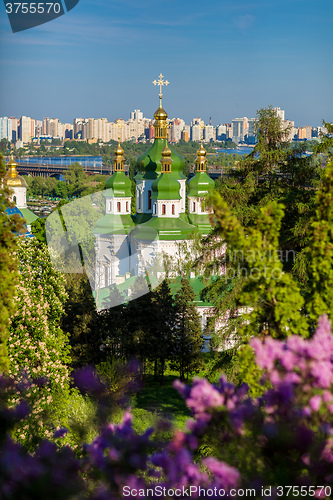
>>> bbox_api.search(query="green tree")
[61,271,100,367]
[0,155,24,372]
[7,239,71,446]
[171,278,203,381]
[242,106,291,188]
[63,162,87,196]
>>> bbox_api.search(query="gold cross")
[152,73,170,98]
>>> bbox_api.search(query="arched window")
[153,203,156,215]
[138,192,141,210]
[162,204,166,215]
[13,196,17,205]
[109,201,112,212]
[193,202,196,212]
[117,202,121,212]
[172,204,175,215]
[126,201,129,212]
[148,190,152,210]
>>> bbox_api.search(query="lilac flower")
[185,378,225,418]
[309,395,322,412]
[203,457,240,489]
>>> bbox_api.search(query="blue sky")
[0,0,332,126]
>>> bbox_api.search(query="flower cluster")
[7,239,71,446]
[1,315,333,499]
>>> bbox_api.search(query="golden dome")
[114,141,125,172]
[154,101,168,121]
[161,145,172,157]
[114,141,124,157]
[197,143,207,158]
[4,156,28,187]
[5,176,28,188]
[195,143,207,172]
[160,145,172,173]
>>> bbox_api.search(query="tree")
[0,155,25,372]
[150,279,176,384]
[7,239,71,446]
[63,162,87,196]
[61,271,99,367]
[242,105,291,187]
[171,278,203,381]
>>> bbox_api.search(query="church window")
[13,196,16,205]
[201,203,204,212]
[117,202,121,212]
[126,201,129,212]
[109,201,112,212]
[138,192,141,210]
[153,203,156,215]
[172,204,175,215]
[148,190,152,210]
[193,202,196,212]
[162,204,166,215]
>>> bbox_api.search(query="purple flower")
[309,395,322,412]
[185,378,224,418]
[203,457,240,489]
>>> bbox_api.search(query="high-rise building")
[216,124,226,141]
[232,117,248,143]
[19,116,33,143]
[203,125,215,143]
[191,124,202,142]
[170,118,184,143]
[130,109,144,121]
[274,107,285,121]
[0,117,12,141]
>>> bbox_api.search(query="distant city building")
[130,109,143,121]
[298,126,312,140]
[232,117,248,143]
[19,116,34,144]
[274,107,285,122]
[191,124,202,142]
[203,125,215,142]
[170,118,184,143]
[216,124,227,141]
[0,117,12,141]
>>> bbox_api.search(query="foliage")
[0,154,25,373]
[200,112,333,349]
[171,278,203,381]
[7,239,71,446]
[1,316,333,498]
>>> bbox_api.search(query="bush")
[1,315,333,499]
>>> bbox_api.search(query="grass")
[132,374,191,433]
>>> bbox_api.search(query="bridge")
[14,162,115,178]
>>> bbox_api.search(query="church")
[3,156,38,236]
[93,77,215,302]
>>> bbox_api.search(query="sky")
[0,0,332,127]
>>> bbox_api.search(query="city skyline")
[1,107,323,145]
[0,1,332,127]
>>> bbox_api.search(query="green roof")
[136,138,186,181]
[105,171,132,197]
[20,207,39,224]
[151,173,181,200]
[94,213,134,234]
[134,216,197,241]
[187,171,215,197]
[187,213,213,235]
